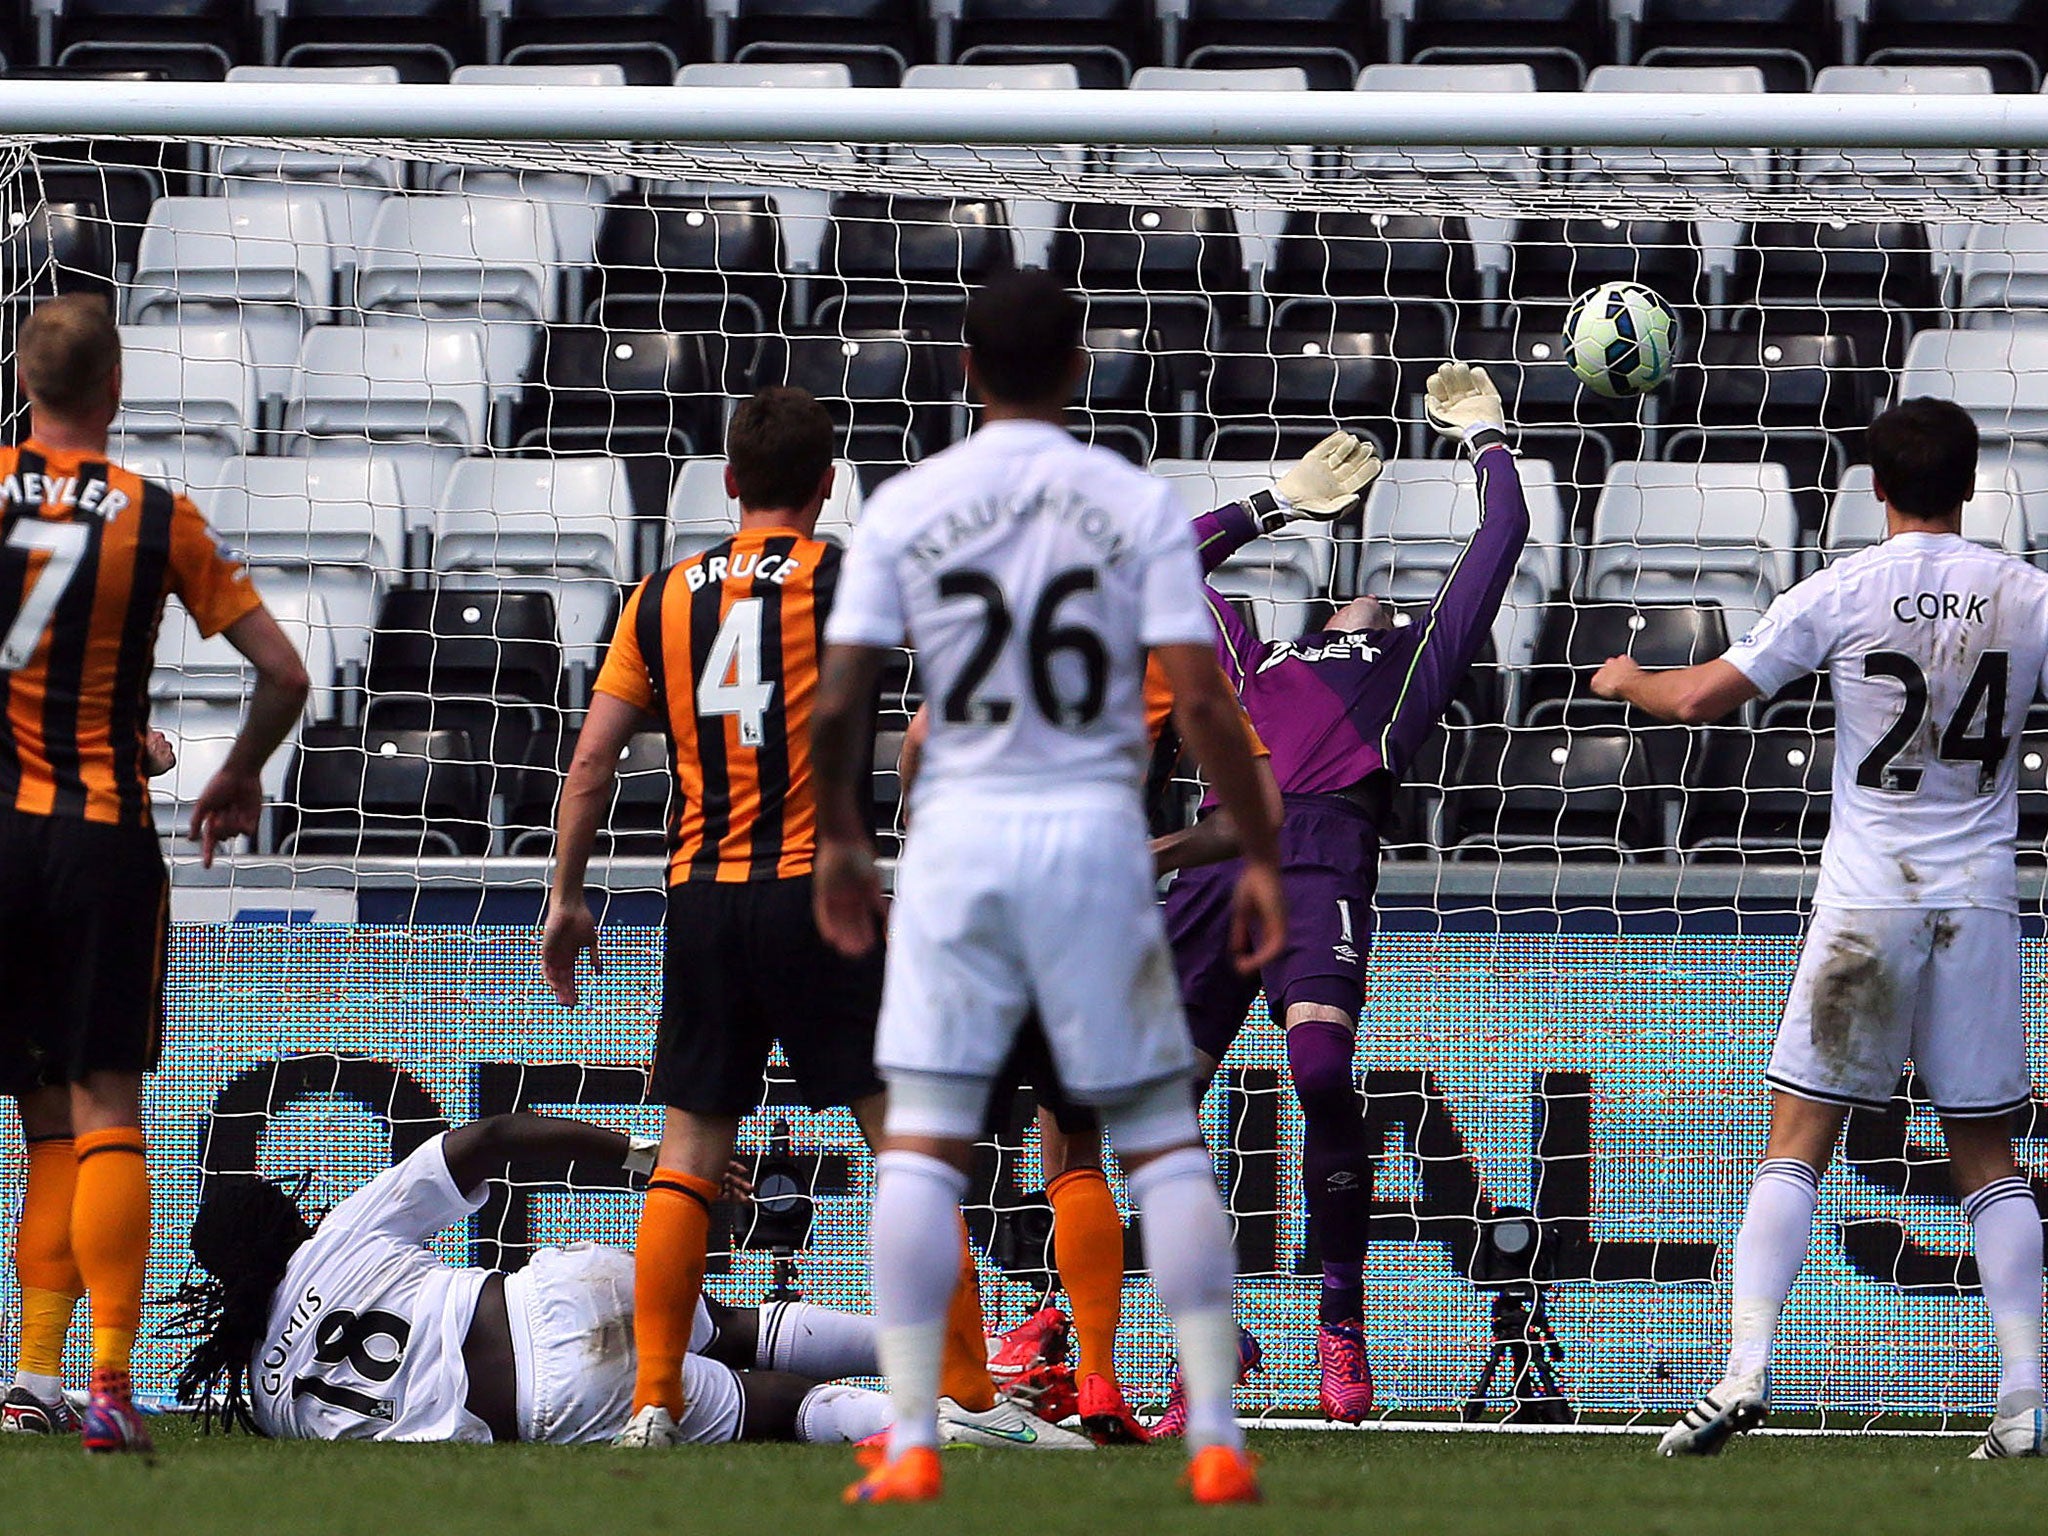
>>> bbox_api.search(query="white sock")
[871,1149,968,1457]
[1128,1145,1244,1454]
[12,1370,62,1403]
[1965,1176,2046,1418]
[756,1301,879,1380]
[1724,1157,1820,1391]
[795,1383,896,1445]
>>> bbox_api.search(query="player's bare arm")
[810,641,890,957]
[190,604,310,868]
[543,691,654,1007]
[1148,756,1282,878]
[1590,655,1760,726]
[1153,641,1285,972]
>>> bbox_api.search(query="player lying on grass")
[1151,364,1529,1427]
[1592,397,2048,1462]
[167,1112,907,1447]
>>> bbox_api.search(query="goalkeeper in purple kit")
[1161,364,1529,1424]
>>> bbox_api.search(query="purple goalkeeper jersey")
[1193,442,1530,796]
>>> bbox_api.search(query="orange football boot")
[1184,1444,1262,1505]
[844,1445,943,1504]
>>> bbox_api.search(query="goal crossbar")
[0,79,2045,149]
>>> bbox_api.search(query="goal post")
[0,81,2043,1427]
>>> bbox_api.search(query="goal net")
[3,78,2047,1428]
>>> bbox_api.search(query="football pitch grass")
[4,1421,2039,1535]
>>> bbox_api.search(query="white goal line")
[1251,1418,1979,1438]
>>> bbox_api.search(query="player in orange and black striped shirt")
[0,296,309,1452]
[541,388,892,1440]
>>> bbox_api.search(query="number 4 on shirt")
[698,597,777,748]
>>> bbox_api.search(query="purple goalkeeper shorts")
[1164,794,1380,1062]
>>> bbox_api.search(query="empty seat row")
[18,15,2048,90]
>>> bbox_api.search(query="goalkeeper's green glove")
[1424,361,1510,456]
[1245,429,1384,532]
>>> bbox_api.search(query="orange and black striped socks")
[15,1136,82,1390]
[70,1128,149,1375]
[939,1212,998,1412]
[632,1170,720,1418]
[1048,1167,1125,1383]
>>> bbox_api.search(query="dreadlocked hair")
[161,1172,315,1434]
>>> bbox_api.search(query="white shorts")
[504,1244,742,1445]
[1769,904,2030,1117]
[877,793,1195,1105]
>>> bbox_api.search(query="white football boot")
[1658,1379,1767,1457]
[613,1404,687,1447]
[937,1395,1095,1450]
[1971,1406,2048,1459]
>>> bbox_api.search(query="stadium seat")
[205,453,410,672]
[1665,328,1870,526]
[2017,732,2048,860]
[898,63,1080,268]
[1070,325,1174,465]
[149,698,298,853]
[944,0,1155,87]
[1151,458,1335,638]
[587,194,787,340]
[154,586,338,722]
[216,66,404,249]
[489,0,698,84]
[1899,323,2048,440]
[748,329,953,485]
[357,196,559,409]
[361,587,566,798]
[286,321,492,513]
[1506,217,1707,321]
[1614,0,1838,89]
[1521,601,1731,728]
[512,325,720,521]
[430,455,636,671]
[817,193,1013,336]
[1741,218,1936,372]
[1052,202,1247,363]
[1440,725,1667,862]
[1395,0,1608,89]
[1679,726,1834,861]
[1173,0,1375,86]
[1823,461,2032,556]
[127,192,336,421]
[1269,211,1477,367]
[272,0,478,80]
[280,723,492,857]
[1585,461,1800,635]
[1858,0,2048,93]
[32,161,162,279]
[41,0,247,78]
[433,64,631,267]
[721,0,920,85]
[664,454,866,562]
[1959,222,2048,323]
[0,200,116,313]
[1354,455,1569,677]
[112,322,257,489]
[506,729,673,856]
[1200,325,1400,460]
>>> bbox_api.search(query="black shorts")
[651,876,884,1117]
[0,809,169,1097]
[990,1012,1100,1140]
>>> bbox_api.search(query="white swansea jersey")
[1722,531,2048,912]
[826,419,1214,806]
[250,1135,491,1443]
